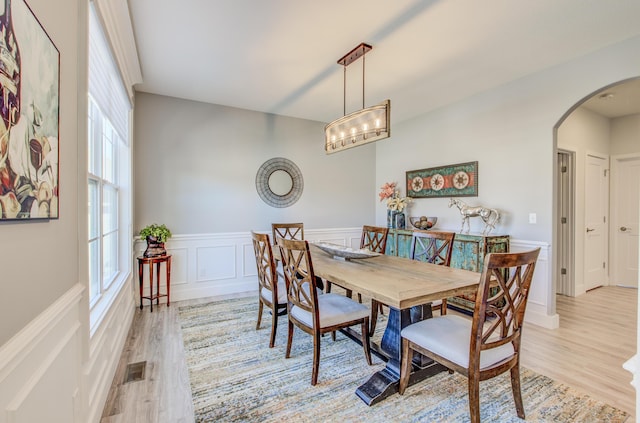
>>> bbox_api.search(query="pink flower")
[378,182,396,201]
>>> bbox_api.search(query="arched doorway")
[553,77,640,298]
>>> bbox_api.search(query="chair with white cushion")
[251,231,287,348]
[277,237,372,385]
[398,248,540,423]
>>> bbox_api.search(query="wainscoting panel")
[195,245,236,282]
[85,279,135,423]
[132,231,558,329]
[511,239,558,329]
[0,284,84,423]
[133,228,363,303]
[242,243,258,278]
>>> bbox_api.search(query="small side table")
[137,254,172,312]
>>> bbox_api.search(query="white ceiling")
[128,0,640,124]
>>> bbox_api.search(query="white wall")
[557,107,611,295]
[133,93,377,235]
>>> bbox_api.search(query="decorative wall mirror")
[255,157,304,208]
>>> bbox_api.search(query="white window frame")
[88,4,132,332]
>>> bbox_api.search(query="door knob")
[586,228,595,232]
[620,226,628,232]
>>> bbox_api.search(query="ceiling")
[128,0,640,124]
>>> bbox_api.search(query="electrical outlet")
[529,213,537,224]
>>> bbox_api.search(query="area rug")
[178,297,630,423]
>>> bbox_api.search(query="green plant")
[139,223,172,243]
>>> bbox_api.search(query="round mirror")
[268,170,293,196]
[256,158,303,208]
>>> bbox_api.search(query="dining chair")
[251,231,287,348]
[370,230,455,333]
[326,225,389,301]
[410,230,456,315]
[277,237,372,385]
[272,222,304,242]
[398,248,541,423]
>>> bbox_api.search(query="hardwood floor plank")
[521,286,636,417]
[101,286,637,422]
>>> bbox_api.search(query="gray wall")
[0,0,84,345]
[611,114,640,155]
[376,36,640,242]
[134,93,376,235]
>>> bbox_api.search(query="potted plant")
[140,223,172,257]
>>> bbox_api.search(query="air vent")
[124,361,146,384]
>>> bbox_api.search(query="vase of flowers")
[379,182,411,229]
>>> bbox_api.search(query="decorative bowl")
[312,241,380,260]
[409,216,438,230]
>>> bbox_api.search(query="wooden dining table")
[304,243,482,406]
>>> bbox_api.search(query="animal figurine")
[448,198,500,235]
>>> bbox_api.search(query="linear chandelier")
[325,43,391,154]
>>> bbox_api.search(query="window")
[88,5,132,323]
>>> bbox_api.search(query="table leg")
[155,261,161,307]
[138,260,144,310]
[149,260,154,312]
[355,303,446,406]
[166,256,171,306]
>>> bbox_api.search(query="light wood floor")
[101,286,637,422]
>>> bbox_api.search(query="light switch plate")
[529,213,537,224]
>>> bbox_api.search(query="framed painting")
[406,161,478,198]
[0,0,60,220]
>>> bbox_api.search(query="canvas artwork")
[406,161,478,198]
[0,0,59,220]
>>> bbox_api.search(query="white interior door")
[611,155,640,288]
[584,154,608,291]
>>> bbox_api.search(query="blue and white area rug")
[179,297,630,423]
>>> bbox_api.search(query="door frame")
[584,151,610,292]
[557,149,575,296]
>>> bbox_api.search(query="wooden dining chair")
[370,230,455,333]
[277,237,372,385]
[410,230,456,315]
[251,231,287,348]
[272,222,304,242]
[398,248,541,423]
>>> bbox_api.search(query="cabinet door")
[385,231,397,256]
[451,237,482,272]
[396,231,413,258]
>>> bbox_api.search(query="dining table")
[302,243,482,406]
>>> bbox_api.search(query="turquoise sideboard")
[385,229,510,313]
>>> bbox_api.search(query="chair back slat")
[361,225,389,253]
[251,231,278,297]
[277,238,319,321]
[472,249,540,356]
[409,231,455,266]
[272,223,304,242]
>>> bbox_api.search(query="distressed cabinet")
[385,229,510,313]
